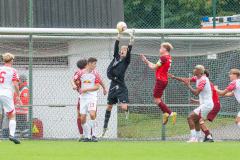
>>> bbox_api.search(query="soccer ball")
[117,21,127,33]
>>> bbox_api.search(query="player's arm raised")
[126,30,134,64]
[113,33,121,58]
[140,54,159,70]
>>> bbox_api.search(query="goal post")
[0,28,240,141]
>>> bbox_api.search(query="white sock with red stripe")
[9,120,16,137]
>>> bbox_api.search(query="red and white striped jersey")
[226,79,240,103]
[74,69,101,99]
[191,75,213,105]
[0,65,19,98]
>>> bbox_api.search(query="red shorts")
[153,80,168,98]
[207,102,221,122]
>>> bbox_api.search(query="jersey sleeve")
[125,45,132,64]
[190,76,197,83]
[197,79,206,91]
[114,40,120,58]
[94,71,102,84]
[12,69,19,82]
[73,70,82,81]
[156,56,167,67]
[226,80,236,91]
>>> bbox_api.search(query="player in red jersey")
[0,53,21,144]
[140,42,177,125]
[170,69,221,142]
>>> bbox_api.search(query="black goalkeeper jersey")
[107,40,132,86]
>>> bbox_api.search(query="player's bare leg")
[235,114,240,128]
[89,111,98,142]
[154,98,177,125]
[7,111,20,144]
[77,112,84,141]
[80,114,91,142]
[187,112,198,143]
[102,104,113,137]
[120,103,129,120]
[200,119,214,142]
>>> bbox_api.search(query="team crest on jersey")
[83,80,92,83]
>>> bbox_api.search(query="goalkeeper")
[102,31,134,136]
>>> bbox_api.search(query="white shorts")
[0,96,15,114]
[80,98,97,115]
[194,103,213,120]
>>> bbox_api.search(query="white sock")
[196,131,201,138]
[190,129,196,138]
[89,120,96,137]
[9,120,16,137]
[82,123,90,139]
[237,122,240,128]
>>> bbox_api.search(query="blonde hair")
[229,68,240,77]
[2,53,15,63]
[161,42,173,52]
[195,65,205,74]
[121,45,128,50]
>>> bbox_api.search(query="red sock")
[202,129,210,137]
[158,102,172,114]
[77,117,83,135]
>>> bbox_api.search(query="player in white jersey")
[182,65,214,142]
[0,53,21,144]
[74,57,101,142]
[214,68,240,127]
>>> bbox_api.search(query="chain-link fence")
[0,0,240,141]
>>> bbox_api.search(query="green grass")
[118,113,234,138]
[0,140,239,160]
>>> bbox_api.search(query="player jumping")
[214,68,240,127]
[102,31,134,137]
[73,57,102,142]
[0,53,21,144]
[170,69,220,142]
[140,42,177,125]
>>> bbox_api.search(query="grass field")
[118,113,234,138]
[0,140,240,160]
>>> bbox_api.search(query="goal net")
[0,28,240,141]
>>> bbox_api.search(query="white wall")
[18,39,118,139]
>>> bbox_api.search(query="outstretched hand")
[140,54,148,64]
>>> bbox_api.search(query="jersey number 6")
[0,71,6,83]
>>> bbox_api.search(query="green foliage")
[124,0,240,28]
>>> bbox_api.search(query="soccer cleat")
[187,137,198,143]
[78,137,85,142]
[9,136,21,144]
[162,113,169,125]
[101,128,108,137]
[82,138,91,142]
[91,136,98,142]
[172,112,177,125]
[203,134,214,142]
